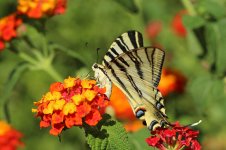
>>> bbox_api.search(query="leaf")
[198,0,225,20]
[49,43,88,66]
[113,0,138,13]
[128,128,153,150]
[85,114,130,150]
[188,74,226,130]
[0,62,29,120]
[23,24,45,50]
[205,19,226,75]
[183,15,206,29]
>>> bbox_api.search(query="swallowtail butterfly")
[92,31,169,131]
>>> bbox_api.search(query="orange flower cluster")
[108,85,144,132]
[0,121,24,150]
[158,68,187,96]
[0,14,22,50]
[17,0,67,18]
[32,77,109,136]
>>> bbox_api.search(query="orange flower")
[158,68,187,96]
[108,85,144,132]
[0,121,24,150]
[32,77,109,136]
[17,0,67,19]
[0,14,22,51]
[171,10,187,37]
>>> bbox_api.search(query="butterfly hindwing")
[92,30,168,130]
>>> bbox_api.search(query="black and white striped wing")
[101,31,168,130]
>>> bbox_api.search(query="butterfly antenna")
[84,70,92,79]
[96,48,100,63]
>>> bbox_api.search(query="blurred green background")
[1,0,226,149]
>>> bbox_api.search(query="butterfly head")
[92,63,105,80]
[92,63,112,98]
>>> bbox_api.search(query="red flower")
[146,21,162,40]
[172,10,187,37]
[0,121,24,150]
[0,14,22,51]
[146,121,201,150]
[158,68,187,96]
[17,0,67,19]
[32,77,109,136]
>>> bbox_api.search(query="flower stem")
[42,64,63,81]
[18,52,37,64]
[181,0,197,16]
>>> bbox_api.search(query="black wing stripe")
[103,59,133,99]
[113,60,143,98]
[110,48,119,56]
[114,37,144,80]
[137,31,144,47]
[128,31,138,48]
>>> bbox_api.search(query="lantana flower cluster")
[17,0,67,19]
[0,0,67,51]
[32,77,109,136]
[0,14,22,50]
[0,121,24,150]
[158,68,187,96]
[146,122,201,150]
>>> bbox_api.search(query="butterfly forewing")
[93,30,168,131]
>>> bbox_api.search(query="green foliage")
[86,114,130,150]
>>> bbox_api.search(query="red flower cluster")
[32,77,109,136]
[146,122,201,150]
[0,14,22,51]
[0,121,24,150]
[171,10,187,37]
[17,0,67,18]
[158,68,187,96]
[146,21,162,40]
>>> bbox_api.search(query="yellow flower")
[53,99,66,110]
[0,121,11,136]
[52,91,61,100]
[81,80,96,89]
[43,101,55,114]
[64,77,76,88]
[63,103,76,115]
[31,108,38,113]
[43,92,54,101]
[72,94,85,105]
[84,90,97,101]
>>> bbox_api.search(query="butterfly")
[92,30,169,131]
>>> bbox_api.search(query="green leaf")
[85,114,130,150]
[183,15,206,29]
[113,0,138,13]
[128,128,152,150]
[205,19,226,75]
[23,24,45,50]
[49,43,88,66]
[188,74,226,131]
[198,0,226,20]
[0,62,29,120]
